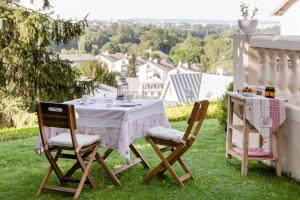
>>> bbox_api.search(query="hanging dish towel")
[245,97,286,150]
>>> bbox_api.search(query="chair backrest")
[36,102,78,149]
[182,100,209,142]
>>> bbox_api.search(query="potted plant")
[238,2,259,33]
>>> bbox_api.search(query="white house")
[59,54,97,68]
[137,58,176,98]
[160,73,233,105]
[272,0,300,35]
[98,52,129,74]
[168,62,199,75]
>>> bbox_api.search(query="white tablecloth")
[35,98,170,159]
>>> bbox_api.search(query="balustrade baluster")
[287,51,300,98]
[278,50,289,96]
[258,49,269,86]
[269,50,278,87]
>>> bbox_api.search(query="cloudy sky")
[21,0,283,21]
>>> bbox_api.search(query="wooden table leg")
[95,153,121,186]
[101,144,150,178]
[275,129,282,176]
[130,144,150,169]
[242,113,249,176]
[226,96,233,159]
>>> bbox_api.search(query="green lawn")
[0,119,300,200]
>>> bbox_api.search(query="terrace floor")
[0,119,300,200]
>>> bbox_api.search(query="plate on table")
[119,102,140,107]
[241,92,256,97]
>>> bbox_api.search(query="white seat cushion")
[146,126,185,143]
[49,133,100,148]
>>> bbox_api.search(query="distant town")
[55,19,279,105]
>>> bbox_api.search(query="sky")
[21,0,284,21]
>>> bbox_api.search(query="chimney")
[153,58,160,64]
[178,60,182,66]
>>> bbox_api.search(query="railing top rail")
[249,35,300,51]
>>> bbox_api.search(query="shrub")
[0,95,37,128]
[166,101,218,122]
[216,82,233,129]
[0,126,38,141]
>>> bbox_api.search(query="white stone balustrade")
[233,34,300,183]
[244,35,300,101]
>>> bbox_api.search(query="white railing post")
[278,50,289,96]
[269,50,278,87]
[258,49,270,86]
[287,51,300,98]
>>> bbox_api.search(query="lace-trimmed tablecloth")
[35,99,170,159]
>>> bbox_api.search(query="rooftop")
[59,54,97,62]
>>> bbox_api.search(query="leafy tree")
[204,36,232,65]
[127,54,137,77]
[0,1,90,105]
[139,28,180,54]
[79,61,117,87]
[170,35,203,64]
[101,41,121,53]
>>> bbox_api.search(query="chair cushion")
[49,133,100,148]
[146,126,185,143]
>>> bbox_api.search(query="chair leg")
[65,152,91,178]
[37,149,62,196]
[37,165,53,196]
[95,152,121,186]
[144,161,166,183]
[177,158,194,180]
[102,149,113,160]
[76,150,97,189]
[144,139,184,188]
[162,158,184,188]
[74,147,98,199]
[44,149,64,184]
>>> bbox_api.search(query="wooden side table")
[226,92,282,176]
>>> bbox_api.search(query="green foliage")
[170,35,204,64]
[204,36,232,66]
[139,28,180,54]
[0,3,88,104]
[79,60,117,87]
[166,101,218,122]
[0,94,37,128]
[127,54,137,77]
[101,41,121,53]
[216,82,234,128]
[0,126,38,141]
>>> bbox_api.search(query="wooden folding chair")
[36,102,119,199]
[144,100,209,188]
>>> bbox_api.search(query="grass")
[0,119,300,200]
[166,101,218,122]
